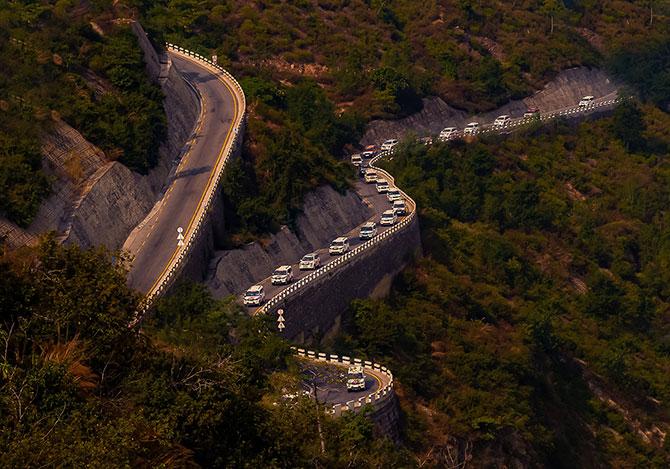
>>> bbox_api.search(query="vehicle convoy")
[381,139,398,151]
[439,127,458,140]
[393,199,406,215]
[359,221,377,240]
[329,237,350,255]
[380,209,398,226]
[579,95,595,107]
[350,154,362,166]
[493,115,511,127]
[464,122,480,135]
[364,170,378,183]
[271,265,293,285]
[346,365,366,392]
[243,285,265,306]
[375,179,390,193]
[387,188,401,202]
[299,253,321,270]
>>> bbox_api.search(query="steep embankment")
[361,67,619,145]
[0,23,197,250]
[207,185,373,297]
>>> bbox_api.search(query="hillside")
[332,104,670,466]
[0,2,166,227]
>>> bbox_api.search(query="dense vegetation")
[0,240,407,466]
[0,1,166,226]
[332,104,670,466]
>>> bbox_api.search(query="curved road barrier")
[255,147,415,316]
[293,348,395,416]
[131,45,246,325]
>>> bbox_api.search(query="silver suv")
[271,265,293,285]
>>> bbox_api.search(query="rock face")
[206,185,374,297]
[361,67,620,145]
[0,22,198,250]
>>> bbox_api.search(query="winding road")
[124,52,241,294]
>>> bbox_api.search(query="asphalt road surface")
[299,359,391,405]
[242,166,415,312]
[125,53,240,293]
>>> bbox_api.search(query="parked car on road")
[393,199,407,215]
[523,107,540,118]
[364,170,378,183]
[299,253,321,270]
[493,115,511,128]
[361,145,377,158]
[359,222,377,240]
[380,209,398,226]
[380,139,398,151]
[350,154,362,166]
[375,179,390,193]
[439,127,458,140]
[346,365,366,392]
[243,285,265,306]
[464,122,479,135]
[271,265,293,285]
[387,188,401,202]
[578,96,595,107]
[329,237,350,255]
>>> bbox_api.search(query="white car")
[364,170,378,183]
[350,154,362,166]
[329,236,350,255]
[346,365,366,392]
[380,139,398,151]
[393,199,407,215]
[380,209,397,226]
[271,265,293,285]
[375,179,389,193]
[361,145,377,158]
[578,95,595,107]
[387,188,401,202]
[439,127,458,140]
[243,285,265,306]
[299,253,320,270]
[493,115,511,128]
[359,221,377,240]
[464,122,479,135]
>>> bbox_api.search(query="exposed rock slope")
[361,67,620,145]
[0,23,198,250]
[207,185,374,297]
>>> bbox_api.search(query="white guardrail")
[293,347,394,416]
[256,147,416,315]
[447,95,622,140]
[133,44,247,322]
[256,95,623,316]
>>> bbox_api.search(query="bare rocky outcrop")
[206,185,374,297]
[0,22,198,250]
[361,67,620,145]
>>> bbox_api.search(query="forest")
[330,103,670,466]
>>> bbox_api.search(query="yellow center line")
[143,53,241,297]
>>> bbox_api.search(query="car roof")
[393,199,405,204]
[275,265,291,270]
[466,122,479,126]
[303,252,317,258]
[583,95,594,99]
[496,115,509,119]
[388,187,400,192]
[363,221,376,227]
[334,236,348,242]
[247,285,263,292]
[442,127,456,131]
[383,209,395,215]
[376,179,388,184]
[348,365,363,372]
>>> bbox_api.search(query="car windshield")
[245,291,260,297]
[303,254,315,260]
[333,241,344,246]
[348,372,364,380]
[273,268,288,275]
